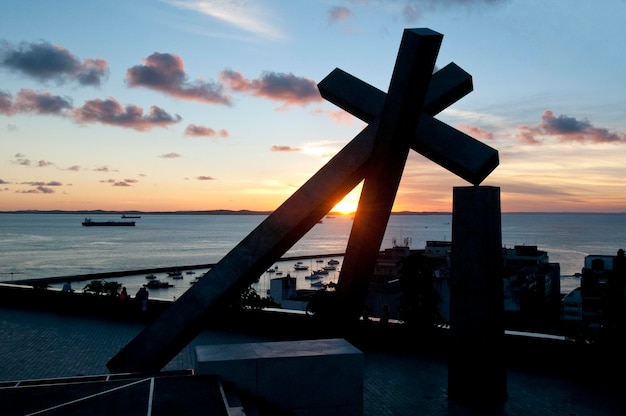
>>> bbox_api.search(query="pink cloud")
[73,97,181,131]
[126,52,231,105]
[220,69,322,108]
[456,124,494,141]
[184,124,229,138]
[329,7,353,22]
[271,145,300,152]
[517,110,626,145]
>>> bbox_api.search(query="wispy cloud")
[328,6,353,23]
[270,145,300,152]
[163,0,287,41]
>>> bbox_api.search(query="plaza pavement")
[1,305,625,415]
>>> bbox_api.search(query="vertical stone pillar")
[448,186,506,405]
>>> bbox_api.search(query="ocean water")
[0,212,624,300]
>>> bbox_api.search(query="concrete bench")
[195,338,363,416]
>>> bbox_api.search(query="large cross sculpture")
[107,28,499,373]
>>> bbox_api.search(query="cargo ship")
[81,217,136,227]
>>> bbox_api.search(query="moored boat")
[145,279,173,289]
[294,262,309,271]
[167,270,183,279]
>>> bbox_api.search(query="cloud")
[13,155,31,166]
[197,175,215,180]
[15,180,62,194]
[0,40,109,86]
[220,69,322,108]
[113,181,131,187]
[16,186,55,194]
[2,88,180,132]
[271,145,300,152]
[160,152,181,159]
[66,165,81,171]
[73,97,182,131]
[22,180,61,186]
[401,0,508,23]
[456,124,494,141]
[164,0,286,41]
[35,160,54,167]
[127,52,232,105]
[0,91,11,114]
[0,89,72,116]
[184,124,229,138]
[517,110,626,145]
[329,6,353,22]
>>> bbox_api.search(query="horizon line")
[1,209,624,215]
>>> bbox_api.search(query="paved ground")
[1,305,625,415]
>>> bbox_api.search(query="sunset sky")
[1,0,625,213]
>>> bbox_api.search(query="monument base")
[195,338,363,416]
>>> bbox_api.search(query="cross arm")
[317,63,498,185]
[318,62,472,122]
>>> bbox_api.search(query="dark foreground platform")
[1,304,626,415]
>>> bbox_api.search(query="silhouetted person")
[61,281,73,293]
[119,287,128,301]
[136,287,149,312]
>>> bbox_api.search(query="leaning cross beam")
[318,29,498,318]
[107,28,498,373]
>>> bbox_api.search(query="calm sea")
[0,213,624,300]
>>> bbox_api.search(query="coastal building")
[501,245,561,326]
[366,242,561,327]
[565,249,626,333]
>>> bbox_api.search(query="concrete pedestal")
[195,338,363,416]
[448,186,506,405]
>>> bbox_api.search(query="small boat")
[312,269,329,275]
[121,214,141,219]
[190,277,200,284]
[311,281,325,287]
[315,259,324,263]
[323,265,337,271]
[81,217,135,227]
[305,274,321,280]
[328,259,340,265]
[145,274,157,280]
[145,279,173,289]
[294,262,309,271]
[186,271,196,275]
[167,270,183,278]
